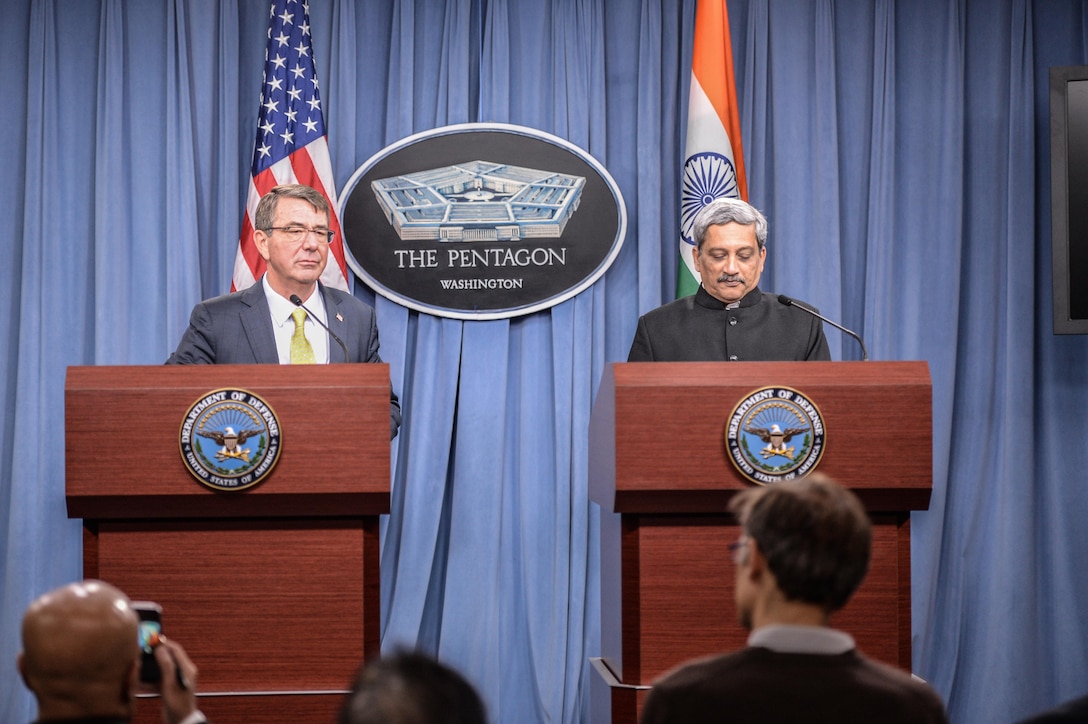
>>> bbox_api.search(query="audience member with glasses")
[167,183,400,438]
[639,473,948,724]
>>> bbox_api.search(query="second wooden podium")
[65,364,391,722]
[588,361,933,724]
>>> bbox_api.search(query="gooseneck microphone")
[289,293,351,363]
[777,295,869,361]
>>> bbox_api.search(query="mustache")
[717,274,745,284]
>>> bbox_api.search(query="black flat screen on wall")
[1051,66,1088,334]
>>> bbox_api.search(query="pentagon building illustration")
[371,161,585,242]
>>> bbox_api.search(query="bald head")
[19,580,140,721]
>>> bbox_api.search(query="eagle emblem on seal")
[744,422,810,460]
[198,425,264,462]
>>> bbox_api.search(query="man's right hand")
[152,636,203,724]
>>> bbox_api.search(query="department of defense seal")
[178,389,281,492]
[725,386,826,485]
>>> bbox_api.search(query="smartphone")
[131,601,163,684]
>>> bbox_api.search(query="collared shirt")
[263,276,330,364]
[747,624,856,655]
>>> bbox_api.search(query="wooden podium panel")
[66,365,391,519]
[589,362,931,723]
[66,365,390,723]
[591,361,932,513]
[138,692,347,722]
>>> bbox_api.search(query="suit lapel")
[320,283,349,363]
[239,283,280,363]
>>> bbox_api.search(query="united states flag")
[232,0,349,292]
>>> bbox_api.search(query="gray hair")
[254,184,330,231]
[692,197,768,250]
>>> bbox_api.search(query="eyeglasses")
[729,536,749,565]
[263,226,335,245]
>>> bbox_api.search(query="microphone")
[777,295,869,361]
[289,293,351,363]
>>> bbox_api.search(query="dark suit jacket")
[167,281,401,437]
[640,646,948,724]
[1017,694,1088,723]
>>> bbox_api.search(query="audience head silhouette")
[340,650,487,724]
[19,580,140,721]
[729,471,872,628]
[18,579,203,724]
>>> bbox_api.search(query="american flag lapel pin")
[336,313,343,322]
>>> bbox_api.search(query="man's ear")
[254,229,272,262]
[746,540,768,582]
[16,651,30,690]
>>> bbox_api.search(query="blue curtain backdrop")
[2,1,1087,722]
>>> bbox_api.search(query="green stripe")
[676,260,698,299]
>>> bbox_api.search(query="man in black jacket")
[628,198,830,362]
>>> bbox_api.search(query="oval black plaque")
[339,123,627,320]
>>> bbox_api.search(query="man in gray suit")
[168,184,401,438]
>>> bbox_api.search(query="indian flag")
[677,0,748,298]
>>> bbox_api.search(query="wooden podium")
[65,364,391,722]
[588,362,932,724]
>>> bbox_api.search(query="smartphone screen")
[132,602,163,684]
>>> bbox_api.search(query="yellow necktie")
[289,308,316,364]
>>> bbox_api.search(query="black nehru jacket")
[628,286,831,362]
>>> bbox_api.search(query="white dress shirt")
[263,276,330,364]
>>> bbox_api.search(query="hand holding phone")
[129,602,202,724]
[131,601,163,684]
